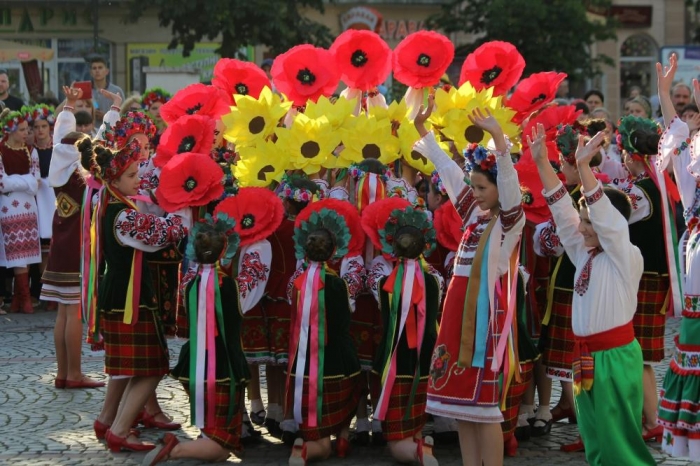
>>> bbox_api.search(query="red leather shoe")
[417,436,438,466]
[142,411,181,431]
[643,425,664,443]
[550,405,577,424]
[105,429,155,452]
[560,438,585,453]
[289,438,306,466]
[54,378,66,389]
[65,376,105,389]
[94,419,140,440]
[142,432,180,466]
[336,437,350,457]
[504,435,518,457]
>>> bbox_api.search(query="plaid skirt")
[380,376,428,441]
[351,294,382,370]
[102,307,169,377]
[287,372,363,441]
[265,299,291,365]
[241,304,273,364]
[541,289,575,380]
[633,274,668,363]
[501,361,534,438]
[181,381,245,451]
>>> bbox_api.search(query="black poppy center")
[178,135,196,153]
[464,125,485,143]
[248,116,265,135]
[186,103,203,115]
[417,53,431,68]
[481,66,503,84]
[362,143,381,159]
[522,191,533,205]
[301,141,320,158]
[351,49,369,67]
[410,150,428,165]
[296,68,316,86]
[257,164,275,181]
[183,176,197,192]
[241,213,255,229]
[530,93,547,105]
[235,82,249,95]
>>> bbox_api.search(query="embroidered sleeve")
[544,182,586,265]
[237,240,272,313]
[545,184,568,205]
[114,209,187,252]
[287,265,305,304]
[500,204,523,233]
[444,251,455,281]
[367,256,392,303]
[328,186,349,201]
[533,218,564,257]
[341,255,365,312]
[583,183,604,206]
[608,177,651,224]
[96,109,120,142]
[413,132,471,209]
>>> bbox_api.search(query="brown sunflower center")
[362,143,381,159]
[351,50,369,67]
[241,213,255,229]
[301,141,320,158]
[257,164,275,181]
[410,150,428,165]
[178,135,196,153]
[530,93,547,105]
[464,125,485,143]
[235,83,249,95]
[186,103,203,115]
[296,68,316,86]
[183,176,197,192]
[248,116,265,134]
[416,54,431,67]
[481,66,503,85]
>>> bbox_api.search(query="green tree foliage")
[125,0,334,58]
[427,0,618,80]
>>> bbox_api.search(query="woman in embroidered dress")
[655,53,700,459]
[0,108,42,314]
[413,100,525,466]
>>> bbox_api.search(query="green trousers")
[574,339,655,466]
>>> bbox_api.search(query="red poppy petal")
[212,59,271,105]
[271,45,340,105]
[459,41,525,96]
[360,197,411,251]
[156,152,224,213]
[507,72,567,123]
[523,104,581,146]
[392,31,454,88]
[160,84,231,125]
[433,202,461,252]
[294,199,366,256]
[154,115,216,168]
[213,187,284,246]
[330,30,392,91]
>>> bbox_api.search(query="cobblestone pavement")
[1,311,699,466]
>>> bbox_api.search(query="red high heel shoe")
[142,411,181,431]
[336,437,350,458]
[550,405,577,424]
[105,429,155,452]
[94,419,141,440]
[416,436,438,466]
[560,437,585,453]
[504,435,518,457]
[289,438,307,466]
[643,425,664,443]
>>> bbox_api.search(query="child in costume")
[529,122,655,465]
[145,212,255,465]
[365,200,442,466]
[413,100,525,466]
[656,53,700,459]
[287,205,363,465]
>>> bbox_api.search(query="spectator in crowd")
[629,86,642,99]
[625,95,653,119]
[74,110,95,137]
[671,82,692,114]
[261,58,274,81]
[556,78,570,101]
[89,57,124,126]
[584,90,604,111]
[0,70,25,111]
[120,94,142,115]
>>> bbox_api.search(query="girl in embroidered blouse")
[413,98,525,466]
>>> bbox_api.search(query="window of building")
[620,34,658,104]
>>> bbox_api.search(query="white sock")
[355,417,371,433]
[250,399,265,414]
[535,404,551,421]
[371,418,382,433]
[517,412,531,427]
[280,419,299,433]
[519,404,535,418]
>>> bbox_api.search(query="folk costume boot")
[12,272,33,314]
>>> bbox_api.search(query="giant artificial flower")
[212,58,271,105]
[506,72,567,124]
[393,31,454,88]
[360,197,411,252]
[339,115,400,167]
[156,152,224,213]
[294,199,365,257]
[160,83,231,125]
[271,44,340,106]
[222,87,291,148]
[154,114,215,168]
[368,98,408,126]
[275,113,340,174]
[523,104,581,144]
[397,118,435,175]
[304,95,356,132]
[103,111,157,150]
[433,201,461,252]
[213,187,284,246]
[514,154,549,224]
[234,139,289,188]
[330,29,392,91]
[459,41,525,96]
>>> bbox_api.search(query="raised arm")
[657,54,678,127]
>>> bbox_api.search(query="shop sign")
[0,7,92,33]
[379,19,426,41]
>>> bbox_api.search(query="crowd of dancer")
[0,29,699,466]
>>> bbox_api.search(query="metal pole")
[93,0,98,52]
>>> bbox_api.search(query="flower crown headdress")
[348,162,392,183]
[462,143,498,178]
[616,115,662,162]
[430,170,447,196]
[379,206,436,258]
[555,123,583,166]
[185,212,240,264]
[141,88,172,110]
[278,173,325,203]
[103,111,157,150]
[95,139,143,182]
[24,104,56,126]
[0,110,26,135]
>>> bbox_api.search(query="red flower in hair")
[153,115,216,168]
[212,59,271,105]
[523,104,581,143]
[360,197,411,252]
[160,84,230,125]
[271,45,340,106]
[433,202,461,252]
[156,152,224,213]
[507,72,567,124]
[295,199,366,256]
[330,30,392,91]
[393,31,454,88]
[459,41,525,96]
[213,187,284,246]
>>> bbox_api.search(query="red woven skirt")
[181,382,244,451]
[265,299,291,365]
[102,308,169,377]
[241,303,272,364]
[351,294,381,371]
[501,361,534,439]
[633,274,668,363]
[541,288,575,380]
[380,376,428,441]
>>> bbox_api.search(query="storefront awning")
[0,39,54,62]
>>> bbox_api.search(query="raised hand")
[468,107,504,138]
[656,53,677,96]
[694,78,700,110]
[526,123,548,166]
[62,86,83,106]
[414,94,435,138]
[575,132,605,167]
[100,88,123,107]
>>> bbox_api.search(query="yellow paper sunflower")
[275,114,340,175]
[430,82,520,151]
[397,118,436,175]
[304,95,357,132]
[222,87,291,148]
[368,99,409,125]
[338,115,400,168]
[234,139,289,188]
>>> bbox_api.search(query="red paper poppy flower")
[514,156,550,224]
[523,104,581,143]
[360,197,411,252]
[271,45,340,106]
[330,30,392,91]
[213,187,284,246]
[160,84,231,125]
[212,59,272,105]
[433,202,461,252]
[507,72,567,124]
[154,115,216,168]
[156,152,224,213]
[295,199,366,256]
[459,41,525,96]
[393,31,454,88]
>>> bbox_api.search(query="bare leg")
[53,306,68,380]
[267,365,280,406]
[110,375,161,439]
[169,437,231,463]
[537,363,552,407]
[642,365,658,429]
[64,303,86,382]
[97,377,130,425]
[457,421,481,466]
[304,437,332,461]
[558,380,574,410]
[145,391,176,423]
[478,423,504,466]
[388,437,420,463]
